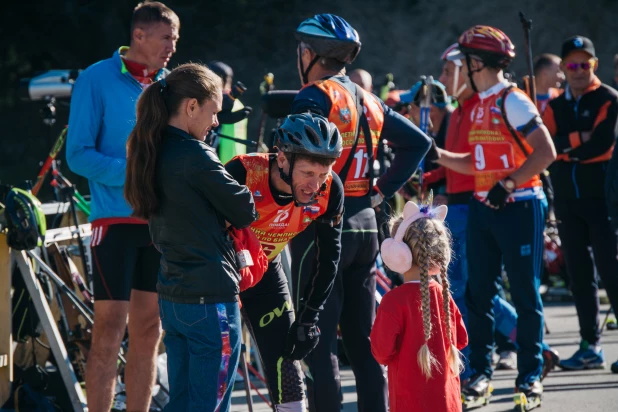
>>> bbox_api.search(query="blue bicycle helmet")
[275,113,342,160]
[296,14,361,63]
[296,14,361,84]
[275,113,342,207]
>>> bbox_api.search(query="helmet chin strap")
[298,44,320,86]
[455,83,468,98]
[465,55,484,93]
[452,65,468,98]
[278,153,319,207]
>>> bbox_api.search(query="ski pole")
[418,76,434,200]
[52,170,91,216]
[32,126,68,196]
[27,249,94,322]
[211,131,259,148]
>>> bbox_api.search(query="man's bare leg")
[125,290,162,412]
[86,301,130,412]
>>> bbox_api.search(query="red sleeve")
[451,296,468,350]
[370,293,402,365]
[422,166,446,188]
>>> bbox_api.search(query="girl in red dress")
[371,201,468,412]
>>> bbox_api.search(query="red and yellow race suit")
[238,153,332,260]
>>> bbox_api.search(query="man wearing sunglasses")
[542,36,618,372]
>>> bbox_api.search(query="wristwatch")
[502,177,516,192]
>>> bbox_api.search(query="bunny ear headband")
[380,201,448,274]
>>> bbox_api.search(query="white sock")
[276,400,306,412]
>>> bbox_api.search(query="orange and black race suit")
[238,153,332,260]
[470,87,543,202]
[303,79,385,197]
[292,76,430,204]
[226,153,344,324]
[289,76,431,412]
[225,154,344,406]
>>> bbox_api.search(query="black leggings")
[290,206,387,412]
[240,256,304,406]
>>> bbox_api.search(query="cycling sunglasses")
[564,59,596,71]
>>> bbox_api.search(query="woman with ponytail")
[370,201,467,412]
[125,62,257,412]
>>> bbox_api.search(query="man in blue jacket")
[66,2,179,411]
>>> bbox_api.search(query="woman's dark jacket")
[149,126,257,304]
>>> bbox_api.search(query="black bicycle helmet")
[4,188,46,251]
[275,113,342,160]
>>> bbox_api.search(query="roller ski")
[462,374,493,410]
[513,380,542,411]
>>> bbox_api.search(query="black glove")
[424,138,440,162]
[283,320,320,360]
[485,181,510,209]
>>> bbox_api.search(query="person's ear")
[133,27,145,44]
[593,58,599,73]
[276,151,288,169]
[186,98,198,118]
[302,46,315,63]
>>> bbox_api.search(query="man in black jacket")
[542,36,618,371]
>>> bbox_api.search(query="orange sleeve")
[569,131,582,149]
[593,101,612,130]
[542,104,558,137]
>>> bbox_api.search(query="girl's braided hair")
[390,214,463,378]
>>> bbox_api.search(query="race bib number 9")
[474,142,515,172]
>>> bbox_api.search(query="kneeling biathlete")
[225,113,345,411]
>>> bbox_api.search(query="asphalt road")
[230,302,618,412]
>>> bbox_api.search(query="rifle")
[519,11,537,106]
[257,73,275,153]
